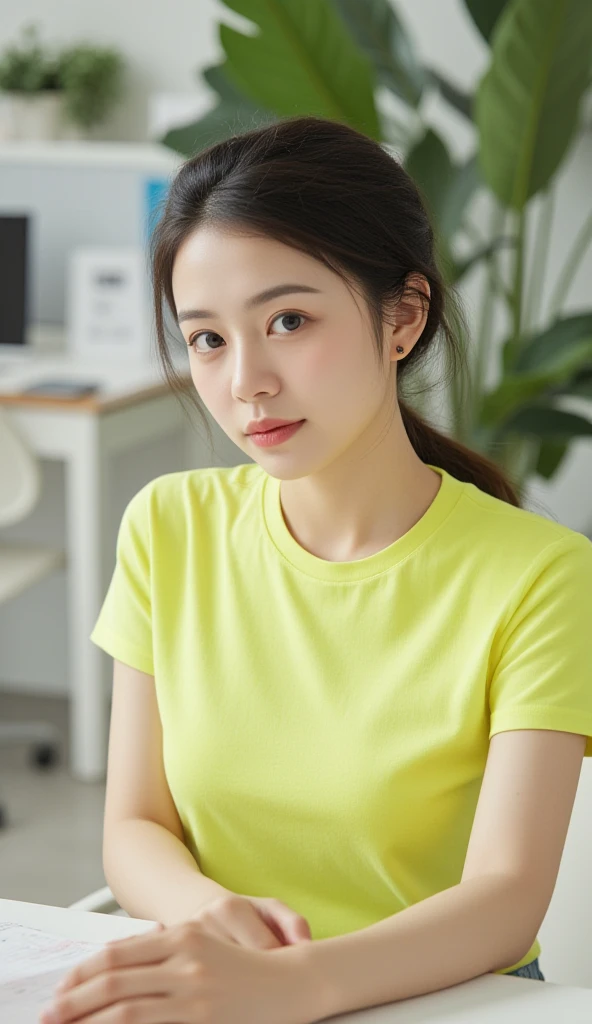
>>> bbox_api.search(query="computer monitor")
[0,215,28,347]
[0,143,181,350]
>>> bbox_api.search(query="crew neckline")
[261,463,466,582]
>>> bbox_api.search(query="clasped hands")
[39,893,322,1024]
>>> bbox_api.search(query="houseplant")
[159,0,592,505]
[0,23,124,140]
[0,23,63,139]
[58,44,124,138]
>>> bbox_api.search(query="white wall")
[1,0,591,987]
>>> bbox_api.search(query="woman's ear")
[390,273,430,352]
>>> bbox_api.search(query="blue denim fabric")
[504,956,545,980]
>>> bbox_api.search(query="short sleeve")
[89,483,154,675]
[489,532,592,757]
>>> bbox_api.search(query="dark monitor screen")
[0,215,28,346]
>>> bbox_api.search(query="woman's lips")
[248,420,306,446]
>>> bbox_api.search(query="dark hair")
[150,114,522,506]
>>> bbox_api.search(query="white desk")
[2,898,592,1022]
[0,345,192,781]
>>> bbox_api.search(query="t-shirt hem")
[89,626,154,676]
[493,936,542,974]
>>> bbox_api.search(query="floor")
[0,691,109,909]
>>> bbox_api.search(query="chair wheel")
[30,743,60,770]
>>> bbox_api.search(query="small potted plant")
[57,44,124,139]
[0,24,125,141]
[0,23,63,140]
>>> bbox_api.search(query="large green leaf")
[405,132,481,240]
[426,70,473,121]
[448,239,509,285]
[480,339,592,424]
[161,64,278,156]
[332,0,427,108]
[217,0,380,139]
[513,313,592,371]
[463,0,510,41]
[554,366,592,398]
[404,129,454,229]
[404,133,485,285]
[161,103,277,158]
[201,61,255,104]
[535,439,569,478]
[439,155,481,240]
[496,403,592,439]
[474,0,592,209]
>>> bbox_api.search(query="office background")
[0,0,591,988]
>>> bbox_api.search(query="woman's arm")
[102,659,228,925]
[278,727,587,1020]
[280,872,533,1019]
[103,817,228,925]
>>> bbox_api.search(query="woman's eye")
[272,312,306,334]
[188,312,307,354]
[189,331,224,353]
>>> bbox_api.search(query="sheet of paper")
[0,920,106,1022]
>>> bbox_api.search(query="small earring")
[396,345,404,354]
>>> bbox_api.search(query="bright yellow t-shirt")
[90,461,592,975]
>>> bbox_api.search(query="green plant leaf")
[513,312,592,371]
[404,128,455,230]
[448,237,512,285]
[201,61,253,103]
[535,438,569,477]
[555,366,592,398]
[474,0,592,209]
[495,402,592,439]
[439,154,482,240]
[463,0,510,41]
[331,0,427,108]
[426,69,473,121]
[480,339,592,425]
[404,129,477,285]
[161,99,277,158]
[217,0,380,139]
[501,334,521,374]
[160,59,279,157]
[404,133,482,247]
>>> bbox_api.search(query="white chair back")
[0,406,41,528]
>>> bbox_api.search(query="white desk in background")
[2,898,592,1023]
[0,344,192,782]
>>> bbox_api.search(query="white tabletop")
[2,898,592,1022]
[0,346,189,401]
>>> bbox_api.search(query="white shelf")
[0,139,183,171]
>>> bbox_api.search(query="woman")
[41,115,591,1024]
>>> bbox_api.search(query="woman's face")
[171,226,396,479]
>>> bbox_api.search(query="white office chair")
[0,406,66,828]
[68,885,124,915]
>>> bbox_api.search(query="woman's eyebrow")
[176,283,322,324]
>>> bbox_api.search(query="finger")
[254,908,290,945]
[43,995,171,1024]
[42,965,169,1024]
[214,897,284,949]
[268,900,312,944]
[54,923,168,994]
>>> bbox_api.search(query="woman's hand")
[189,892,313,949]
[39,919,323,1024]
